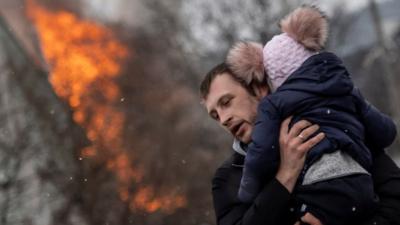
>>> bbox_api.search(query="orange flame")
[27,0,186,213]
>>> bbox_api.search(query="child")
[226,5,397,225]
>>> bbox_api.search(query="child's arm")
[352,88,397,151]
[239,98,281,202]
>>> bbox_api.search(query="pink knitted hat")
[263,33,315,91]
[226,5,328,92]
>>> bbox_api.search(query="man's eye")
[222,98,231,106]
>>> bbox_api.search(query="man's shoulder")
[213,154,235,177]
[212,153,243,182]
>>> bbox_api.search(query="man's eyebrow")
[217,94,233,106]
[206,93,232,117]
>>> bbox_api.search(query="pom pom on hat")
[226,42,265,85]
[280,5,328,51]
[225,5,329,91]
[262,5,329,90]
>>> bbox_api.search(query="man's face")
[203,73,261,144]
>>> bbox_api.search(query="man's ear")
[252,83,269,100]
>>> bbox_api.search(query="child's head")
[226,5,329,91]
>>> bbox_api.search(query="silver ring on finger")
[298,133,305,140]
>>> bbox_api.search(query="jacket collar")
[232,138,247,156]
[232,139,246,167]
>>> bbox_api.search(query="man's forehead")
[204,73,236,110]
[210,73,239,93]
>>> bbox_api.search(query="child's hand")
[294,212,323,225]
[276,117,325,192]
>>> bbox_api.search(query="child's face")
[203,73,262,144]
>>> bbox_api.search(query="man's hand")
[276,117,325,192]
[294,213,323,225]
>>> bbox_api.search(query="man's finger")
[289,124,320,148]
[280,116,292,136]
[299,124,320,140]
[298,132,325,153]
[294,222,300,225]
[301,213,323,225]
[288,120,312,139]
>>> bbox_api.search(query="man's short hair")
[200,62,255,99]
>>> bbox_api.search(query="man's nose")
[220,111,232,127]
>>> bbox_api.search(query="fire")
[132,187,186,214]
[27,0,186,214]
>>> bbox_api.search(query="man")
[200,62,400,225]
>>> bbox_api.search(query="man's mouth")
[231,122,245,138]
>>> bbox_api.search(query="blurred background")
[0,0,399,224]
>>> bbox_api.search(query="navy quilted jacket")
[240,52,397,201]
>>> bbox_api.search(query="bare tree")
[366,0,400,125]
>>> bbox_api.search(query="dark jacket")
[240,52,397,201]
[212,151,400,225]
